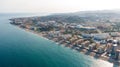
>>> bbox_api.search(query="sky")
[0,0,120,13]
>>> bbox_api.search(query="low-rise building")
[92,33,110,41]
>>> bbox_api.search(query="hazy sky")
[0,0,120,13]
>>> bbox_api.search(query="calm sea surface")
[0,13,116,67]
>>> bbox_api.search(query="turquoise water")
[0,13,114,67]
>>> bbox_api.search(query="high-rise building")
[115,49,120,61]
[111,44,117,58]
[113,40,118,44]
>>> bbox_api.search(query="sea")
[0,13,118,67]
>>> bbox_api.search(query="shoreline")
[14,25,116,65]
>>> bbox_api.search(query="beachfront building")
[88,45,94,51]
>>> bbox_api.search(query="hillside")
[38,10,120,23]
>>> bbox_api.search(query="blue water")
[0,13,115,67]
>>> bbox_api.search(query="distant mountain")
[52,10,120,17]
[39,10,120,23]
